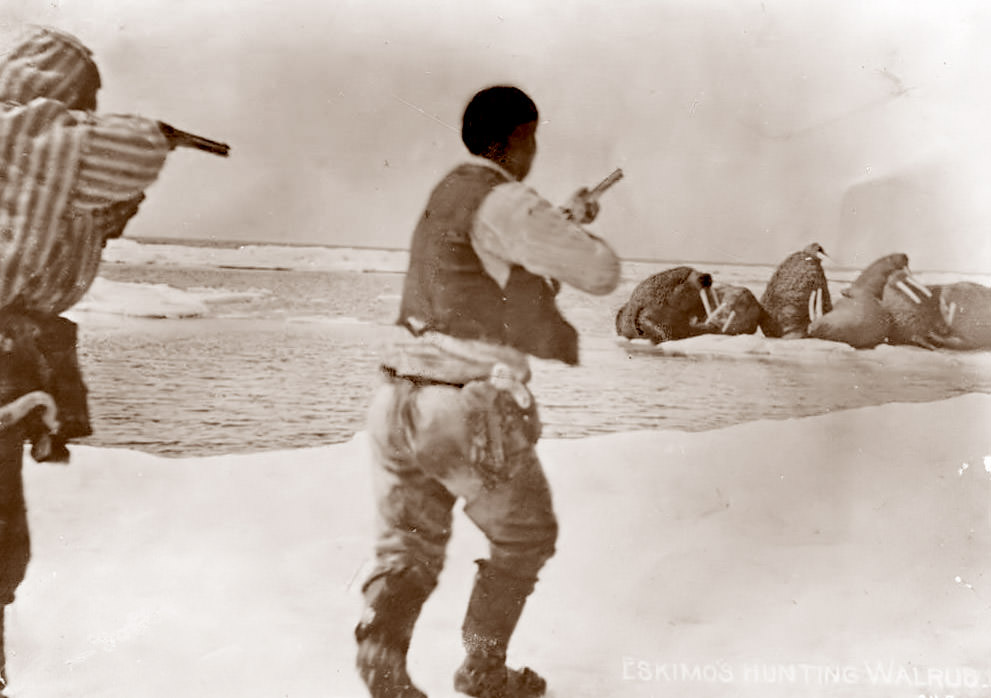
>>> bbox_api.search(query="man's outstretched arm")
[473,182,621,295]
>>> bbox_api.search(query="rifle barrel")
[158,122,231,157]
[182,136,230,157]
[589,168,623,199]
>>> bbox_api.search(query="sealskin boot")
[355,569,433,698]
[453,561,546,698]
[454,654,546,698]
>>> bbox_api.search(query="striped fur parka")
[0,25,171,315]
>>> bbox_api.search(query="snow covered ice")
[7,395,990,697]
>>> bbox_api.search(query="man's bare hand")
[562,187,600,225]
[96,194,146,245]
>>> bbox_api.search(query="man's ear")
[483,141,509,163]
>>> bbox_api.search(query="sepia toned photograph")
[0,1,988,696]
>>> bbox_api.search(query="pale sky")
[2,0,990,272]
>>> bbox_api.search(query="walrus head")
[843,253,910,300]
[933,282,991,349]
[881,269,960,349]
[803,242,829,262]
[703,285,763,335]
[887,268,933,305]
[617,266,720,343]
[639,269,720,341]
[676,269,719,324]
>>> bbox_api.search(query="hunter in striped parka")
[0,26,173,693]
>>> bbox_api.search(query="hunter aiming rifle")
[548,166,625,298]
[157,121,231,157]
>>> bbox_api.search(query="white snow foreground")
[8,395,991,697]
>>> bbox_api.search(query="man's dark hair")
[461,85,538,157]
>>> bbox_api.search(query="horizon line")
[128,234,991,277]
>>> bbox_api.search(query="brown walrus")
[615,266,719,344]
[932,281,991,349]
[881,268,962,350]
[760,243,832,338]
[701,284,766,335]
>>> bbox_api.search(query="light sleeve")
[472,181,621,295]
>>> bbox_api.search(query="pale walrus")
[841,253,910,299]
[701,284,766,335]
[880,268,962,349]
[932,282,991,349]
[615,266,719,343]
[760,243,831,338]
[808,252,910,348]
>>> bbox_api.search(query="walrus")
[880,268,961,349]
[932,282,991,349]
[701,284,766,335]
[808,252,909,348]
[760,242,832,338]
[808,292,891,348]
[615,266,719,343]
[841,253,910,299]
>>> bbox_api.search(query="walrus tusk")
[704,297,732,327]
[904,273,933,298]
[925,330,959,349]
[896,280,922,304]
[933,332,965,349]
[0,391,59,434]
[699,288,714,321]
[808,287,824,321]
[721,310,736,333]
[939,295,957,326]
